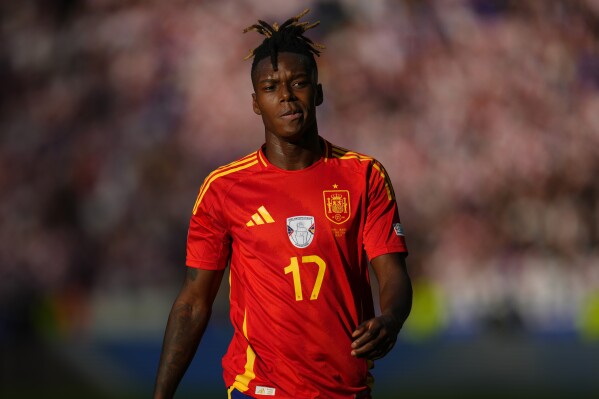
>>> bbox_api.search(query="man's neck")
[263,132,322,171]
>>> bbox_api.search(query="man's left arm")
[351,252,412,359]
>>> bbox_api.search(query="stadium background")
[1,0,599,398]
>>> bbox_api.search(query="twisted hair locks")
[243,9,325,74]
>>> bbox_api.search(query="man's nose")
[280,84,295,101]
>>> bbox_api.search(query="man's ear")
[315,84,323,106]
[252,93,261,115]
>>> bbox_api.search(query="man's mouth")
[280,109,303,119]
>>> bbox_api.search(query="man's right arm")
[153,267,225,399]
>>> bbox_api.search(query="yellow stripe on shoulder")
[336,154,374,161]
[372,161,395,201]
[198,152,257,189]
[332,146,373,161]
[331,145,394,200]
[217,152,258,172]
[257,150,268,167]
[192,153,258,214]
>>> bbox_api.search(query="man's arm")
[351,252,412,359]
[153,267,225,399]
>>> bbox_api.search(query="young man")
[154,9,412,399]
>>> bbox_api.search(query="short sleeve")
[362,161,408,260]
[186,181,231,270]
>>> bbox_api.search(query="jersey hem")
[367,246,408,261]
[186,259,224,270]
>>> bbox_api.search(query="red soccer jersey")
[187,138,408,399]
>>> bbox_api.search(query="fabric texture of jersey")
[187,138,408,399]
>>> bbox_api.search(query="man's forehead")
[253,52,314,78]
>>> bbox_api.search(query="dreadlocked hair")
[243,8,325,75]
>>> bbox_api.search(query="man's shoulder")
[325,140,382,171]
[192,151,261,213]
[205,150,262,187]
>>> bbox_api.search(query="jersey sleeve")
[186,178,231,270]
[362,160,408,260]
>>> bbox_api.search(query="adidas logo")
[246,206,275,227]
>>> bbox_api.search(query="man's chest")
[224,172,365,249]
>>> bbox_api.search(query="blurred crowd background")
[1,0,599,397]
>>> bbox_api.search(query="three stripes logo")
[246,206,275,227]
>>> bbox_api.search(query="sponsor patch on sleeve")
[393,223,405,236]
[255,386,276,396]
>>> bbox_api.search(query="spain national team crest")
[287,216,315,248]
[323,190,351,224]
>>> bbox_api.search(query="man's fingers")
[350,317,399,358]
[351,321,378,346]
[352,319,372,337]
[351,326,382,356]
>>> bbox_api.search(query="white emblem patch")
[393,223,405,236]
[287,216,315,248]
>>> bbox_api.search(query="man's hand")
[350,314,400,360]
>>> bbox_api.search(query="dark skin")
[251,52,323,170]
[153,52,412,398]
[352,252,412,359]
[154,268,225,399]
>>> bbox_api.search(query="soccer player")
[154,9,412,399]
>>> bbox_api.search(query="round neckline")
[258,137,330,174]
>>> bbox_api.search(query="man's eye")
[293,81,307,87]
[263,85,275,91]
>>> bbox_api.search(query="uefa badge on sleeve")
[393,223,405,236]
